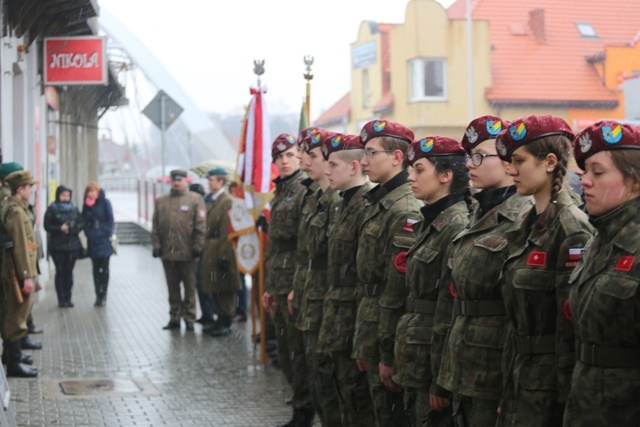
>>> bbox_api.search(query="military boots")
[5,340,37,378]
[205,316,232,337]
[275,407,315,427]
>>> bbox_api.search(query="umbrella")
[191,159,236,178]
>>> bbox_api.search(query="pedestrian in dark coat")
[44,185,84,307]
[82,182,114,307]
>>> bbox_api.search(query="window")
[409,58,446,101]
[362,69,370,108]
[576,22,597,38]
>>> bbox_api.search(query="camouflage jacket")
[317,182,374,353]
[393,196,470,389]
[296,187,341,332]
[500,190,592,413]
[564,197,640,426]
[265,170,307,295]
[353,171,423,365]
[437,189,531,401]
[292,179,319,311]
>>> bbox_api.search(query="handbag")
[110,235,119,256]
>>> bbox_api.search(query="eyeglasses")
[364,149,394,158]
[470,153,499,167]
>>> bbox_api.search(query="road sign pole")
[160,93,167,195]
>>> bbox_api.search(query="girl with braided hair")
[493,115,593,426]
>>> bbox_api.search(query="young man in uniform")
[200,167,240,337]
[317,133,376,426]
[262,133,315,427]
[294,129,342,426]
[151,169,206,332]
[354,120,422,426]
[1,170,40,377]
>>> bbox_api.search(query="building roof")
[314,92,351,126]
[448,0,640,106]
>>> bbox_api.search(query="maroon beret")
[298,127,321,146]
[360,120,414,145]
[573,121,640,169]
[495,114,574,161]
[271,133,298,160]
[461,115,506,152]
[304,129,335,153]
[321,133,364,160]
[406,136,466,166]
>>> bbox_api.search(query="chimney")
[529,8,546,43]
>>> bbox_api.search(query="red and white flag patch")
[615,256,635,272]
[403,218,418,232]
[565,248,583,268]
[526,251,547,267]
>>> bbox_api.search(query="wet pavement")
[9,243,298,426]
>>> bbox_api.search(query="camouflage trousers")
[451,394,498,427]
[367,362,407,427]
[272,294,312,409]
[495,387,563,426]
[303,331,342,426]
[331,350,374,427]
[403,386,453,427]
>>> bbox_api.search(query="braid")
[531,136,571,233]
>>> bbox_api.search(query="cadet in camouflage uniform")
[492,115,593,426]
[434,116,531,427]
[262,133,315,427]
[563,121,640,426]
[318,134,375,427]
[151,169,206,331]
[1,170,40,377]
[353,120,422,427]
[393,136,471,427]
[294,129,342,426]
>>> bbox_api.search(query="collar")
[274,169,302,186]
[340,185,362,205]
[211,188,225,201]
[473,185,517,216]
[420,193,464,228]
[365,170,409,204]
[590,197,640,252]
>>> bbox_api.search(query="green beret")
[0,162,23,180]
[207,167,228,177]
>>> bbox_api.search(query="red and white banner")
[44,36,107,85]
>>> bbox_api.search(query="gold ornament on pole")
[303,55,314,125]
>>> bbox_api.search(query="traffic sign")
[142,90,183,130]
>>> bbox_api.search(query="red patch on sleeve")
[449,280,457,298]
[526,251,547,267]
[615,256,635,272]
[562,299,572,323]
[394,252,408,273]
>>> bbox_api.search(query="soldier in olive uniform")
[393,136,471,427]
[200,167,240,337]
[493,115,593,426]
[318,133,375,426]
[294,129,342,426]
[151,169,206,332]
[1,170,40,377]
[262,134,315,427]
[433,116,532,427]
[353,120,422,427]
[564,121,640,426]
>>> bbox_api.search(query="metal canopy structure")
[98,8,237,164]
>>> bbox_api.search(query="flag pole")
[253,59,268,368]
[303,55,314,126]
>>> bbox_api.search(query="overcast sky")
[99,0,454,120]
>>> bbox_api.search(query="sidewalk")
[10,244,296,426]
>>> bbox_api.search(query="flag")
[298,100,309,135]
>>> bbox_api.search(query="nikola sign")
[44,37,107,85]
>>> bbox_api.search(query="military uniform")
[265,169,313,411]
[496,190,592,426]
[436,187,531,426]
[151,187,206,326]
[318,182,375,427]
[353,170,422,426]
[564,197,640,426]
[295,186,342,426]
[201,190,240,331]
[393,195,470,427]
